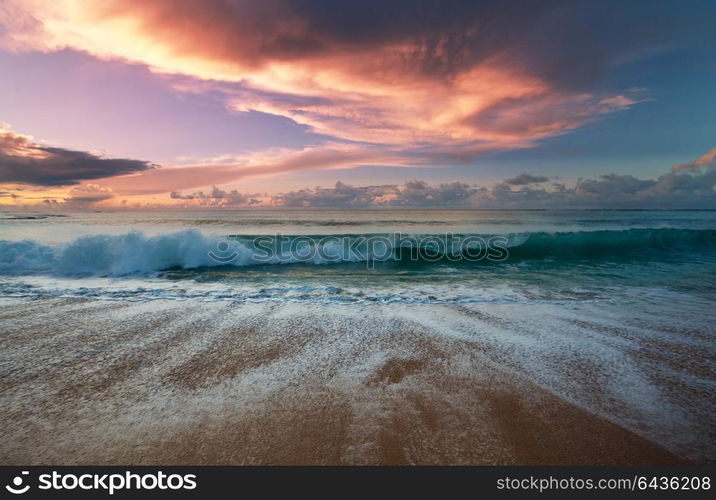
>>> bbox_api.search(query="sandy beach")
[1,296,708,465]
[2,0,716,477]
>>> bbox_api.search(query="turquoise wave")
[0,228,714,277]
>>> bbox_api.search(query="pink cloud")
[1,0,640,155]
[672,145,716,172]
[94,143,410,195]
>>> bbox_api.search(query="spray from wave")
[0,228,714,277]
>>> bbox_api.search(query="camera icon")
[208,239,239,264]
[6,471,30,494]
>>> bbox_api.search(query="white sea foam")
[1,296,713,463]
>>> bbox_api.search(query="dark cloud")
[387,181,476,207]
[58,184,115,206]
[271,180,477,208]
[265,168,716,209]
[504,173,550,186]
[99,0,551,73]
[473,169,716,208]
[64,195,112,203]
[274,181,395,208]
[170,185,259,206]
[0,128,155,186]
[96,0,697,88]
[574,174,654,197]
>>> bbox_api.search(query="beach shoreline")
[0,296,707,465]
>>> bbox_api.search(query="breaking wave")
[0,228,714,277]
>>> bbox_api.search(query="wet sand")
[0,297,707,465]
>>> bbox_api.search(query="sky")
[0,0,715,209]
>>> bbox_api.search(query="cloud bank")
[504,173,550,186]
[156,168,716,209]
[0,125,153,186]
[170,186,261,207]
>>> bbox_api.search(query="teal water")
[0,209,715,304]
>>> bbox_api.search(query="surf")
[0,227,714,277]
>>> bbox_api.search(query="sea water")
[1,209,715,461]
[1,209,715,305]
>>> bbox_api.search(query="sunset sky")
[0,0,715,208]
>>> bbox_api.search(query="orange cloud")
[672,145,716,172]
[92,143,410,195]
[0,0,639,152]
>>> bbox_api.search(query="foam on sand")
[1,295,711,465]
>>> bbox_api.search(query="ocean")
[1,209,715,464]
